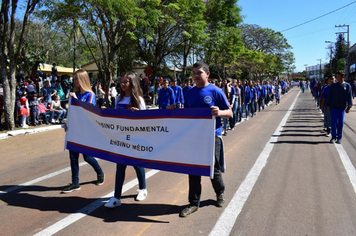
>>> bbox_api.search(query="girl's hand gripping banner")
[65,98,216,177]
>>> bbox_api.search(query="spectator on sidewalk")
[40,80,56,106]
[18,91,29,128]
[327,70,353,144]
[38,98,54,125]
[29,93,40,126]
[50,95,66,124]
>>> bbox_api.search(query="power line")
[280,1,356,32]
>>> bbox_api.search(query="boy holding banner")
[179,61,232,217]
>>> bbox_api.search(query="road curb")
[0,125,63,140]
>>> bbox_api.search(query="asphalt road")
[1,87,356,236]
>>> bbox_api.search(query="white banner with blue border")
[65,98,215,177]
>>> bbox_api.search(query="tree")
[238,24,294,79]
[331,33,347,73]
[0,0,40,130]
[203,0,244,79]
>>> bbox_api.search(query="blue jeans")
[40,111,54,124]
[330,108,345,140]
[114,164,146,199]
[69,151,103,185]
[250,101,255,117]
[55,110,66,121]
[245,103,250,118]
[324,108,331,134]
[238,102,243,120]
[229,98,238,127]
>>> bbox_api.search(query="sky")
[238,0,356,72]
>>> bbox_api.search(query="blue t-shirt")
[185,84,230,136]
[40,86,55,103]
[244,86,251,104]
[183,86,192,101]
[158,87,175,109]
[171,85,184,106]
[322,86,330,99]
[77,91,96,106]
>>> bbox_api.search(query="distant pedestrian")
[327,70,353,144]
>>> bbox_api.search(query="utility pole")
[317,59,322,80]
[335,24,350,81]
[304,64,308,79]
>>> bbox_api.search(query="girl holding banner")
[104,72,148,208]
[62,70,105,193]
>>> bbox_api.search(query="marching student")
[327,70,353,144]
[158,79,175,109]
[182,78,192,102]
[178,61,232,217]
[171,78,184,108]
[63,70,105,193]
[321,75,334,137]
[104,72,148,208]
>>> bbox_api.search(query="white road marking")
[209,91,301,236]
[0,162,87,195]
[334,144,356,193]
[33,169,160,236]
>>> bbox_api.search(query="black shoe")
[62,184,81,193]
[216,193,226,207]
[336,139,342,144]
[96,174,105,185]
[180,205,199,217]
[222,131,228,136]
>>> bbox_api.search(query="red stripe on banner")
[71,103,212,120]
[67,141,210,169]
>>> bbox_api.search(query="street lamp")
[325,41,335,74]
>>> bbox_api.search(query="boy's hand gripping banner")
[65,98,215,177]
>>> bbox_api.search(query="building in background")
[349,43,356,81]
[306,63,327,80]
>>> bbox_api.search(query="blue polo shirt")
[185,84,230,136]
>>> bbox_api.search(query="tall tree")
[203,0,244,79]
[0,0,40,130]
[331,33,347,73]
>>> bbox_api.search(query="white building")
[306,63,327,80]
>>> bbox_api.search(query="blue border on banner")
[71,98,213,119]
[67,142,211,176]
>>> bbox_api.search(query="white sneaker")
[104,197,121,208]
[136,189,148,201]
[22,124,29,129]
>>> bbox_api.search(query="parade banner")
[65,98,216,177]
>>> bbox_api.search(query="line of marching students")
[311,71,353,144]
[157,76,291,136]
